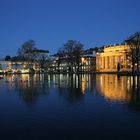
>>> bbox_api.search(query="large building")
[96,44,132,72]
[96,33,140,72]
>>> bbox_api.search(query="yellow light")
[82,57,84,63]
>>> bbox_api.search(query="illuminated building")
[0,61,41,74]
[96,44,132,72]
[80,54,96,72]
[48,50,96,73]
[80,49,96,72]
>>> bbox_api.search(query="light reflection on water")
[96,75,140,108]
[0,74,140,139]
[3,74,140,105]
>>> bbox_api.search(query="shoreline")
[1,71,140,76]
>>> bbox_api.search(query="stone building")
[96,44,131,72]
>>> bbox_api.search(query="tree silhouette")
[17,39,37,62]
[5,55,11,61]
[125,32,140,73]
[63,40,84,73]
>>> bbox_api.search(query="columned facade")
[96,44,131,72]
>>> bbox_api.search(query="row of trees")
[5,39,84,73]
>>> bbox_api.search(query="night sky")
[0,0,140,57]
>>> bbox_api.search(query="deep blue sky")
[0,0,140,56]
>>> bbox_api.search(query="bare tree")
[55,47,65,72]
[33,49,49,71]
[17,40,49,72]
[63,40,84,73]
[125,32,140,73]
[18,40,37,62]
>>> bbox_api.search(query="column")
[102,57,104,70]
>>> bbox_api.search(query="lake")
[0,74,140,140]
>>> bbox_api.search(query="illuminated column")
[103,57,106,70]
[100,57,102,70]
[105,56,109,70]
[104,57,106,70]
[110,56,113,70]
[101,57,103,70]
[107,56,109,70]
[109,56,112,70]
[104,57,107,70]
[110,56,112,70]
[115,56,118,69]
[112,56,115,70]
[105,57,107,70]
[102,57,105,70]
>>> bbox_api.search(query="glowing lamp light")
[82,57,84,63]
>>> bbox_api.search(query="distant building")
[47,56,69,73]
[48,50,97,73]
[80,51,96,72]
[0,61,41,74]
[0,61,8,71]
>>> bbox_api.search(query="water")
[0,74,140,140]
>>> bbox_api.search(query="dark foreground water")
[0,74,140,140]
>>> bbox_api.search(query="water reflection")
[3,74,140,107]
[1,74,140,139]
[96,74,140,105]
[5,74,49,106]
[96,75,132,102]
[41,74,96,103]
[4,74,96,105]
[128,76,140,111]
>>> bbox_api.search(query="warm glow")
[96,75,132,101]
[81,57,84,63]
[96,44,132,72]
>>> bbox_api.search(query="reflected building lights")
[96,74,139,102]
[81,75,86,94]
[4,74,139,104]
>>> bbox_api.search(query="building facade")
[80,54,96,72]
[96,44,132,72]
[0,61,42,74]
